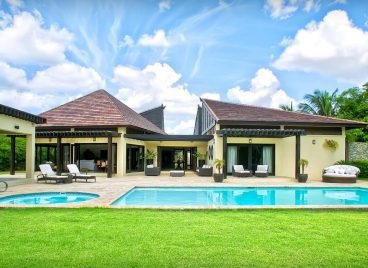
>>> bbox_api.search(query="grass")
[0,209,368,267]
[0,171,25,175]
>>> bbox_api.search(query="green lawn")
[0,209,368,267]
[0,171,25,175]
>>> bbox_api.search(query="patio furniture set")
[37,164,96,184]
[232,165,269,177]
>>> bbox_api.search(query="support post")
[222,134,227,179]
[25,134,35,179]
[107,135,112,178]
[56,136,62,175]
[295,134,301,179]
[10,136,16,175]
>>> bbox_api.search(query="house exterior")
[34,89,366,180]
[0,104,46,179]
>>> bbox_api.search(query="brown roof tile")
[38,89,166,134]
[202,98,367,127]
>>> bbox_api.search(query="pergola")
[0,104,46,179]
[216,128,306,179]
[36,130,121,178]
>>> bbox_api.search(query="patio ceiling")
[217,128,306,137]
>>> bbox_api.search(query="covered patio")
[0,104,46,181]
[217,128,306,179]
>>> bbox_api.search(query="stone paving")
[1,172,368,209]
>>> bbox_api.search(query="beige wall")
[219,132,345,180]
[0,114,36,179]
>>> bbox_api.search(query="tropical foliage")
[0,136,26,171]
[298,89,338,116]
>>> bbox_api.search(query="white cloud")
[265,0,320,19]
[0,11,73,65]
[159,0,171,11]
[119,35,134,48]
[0,61,104,94]
[29,62,105,93]
[201,92,221,101]
[113,62,220,134]
[226,68,296,108]
[273,10,368,83]
[138,29,170,47]
[6,0,23,10]
[166,120,195,135]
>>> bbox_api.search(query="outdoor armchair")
[232,165,252,177]
[255,165,269,177]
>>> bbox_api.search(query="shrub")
[335,159,368,178]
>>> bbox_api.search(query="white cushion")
[256,170,268,174]
[233,165,244,172]
[324,174,356,178]
[257,165,268,172]
[147,164,154,168]
[238,170,250,174]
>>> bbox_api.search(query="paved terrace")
[1,172,368,209]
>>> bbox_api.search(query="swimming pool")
[111,187,368,207]
[0,192,99,205]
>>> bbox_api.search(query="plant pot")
[297,174,308,183]
[213,173,224,183]
[198,160,205,167]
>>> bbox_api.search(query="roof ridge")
[103,91,166,134]
[201,98,366,125]
[39,89,104,116]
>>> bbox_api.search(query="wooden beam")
[295,134,301,179]
[56,137,62,175]
[107,135,112,178]
[10,136,15,175]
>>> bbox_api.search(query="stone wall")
[348,142,368,160]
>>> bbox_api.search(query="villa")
[30,89,365,180]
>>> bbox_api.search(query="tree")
[279,102,295,111]
[336,84,368,142]
[298,89,338,116]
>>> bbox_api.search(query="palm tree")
[298,89,338,116]
[279,102,294,111]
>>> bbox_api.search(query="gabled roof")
[0,104,46,124]
[140,104,165,131]
[38,89,166,134]
[201,98,367,128]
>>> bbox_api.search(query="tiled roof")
[0,103,46,124]
[202,98,367,127]
[38,89,166,134]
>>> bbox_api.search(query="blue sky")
[0,0,367,133]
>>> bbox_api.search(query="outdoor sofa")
[232,165,252,177]
[38,164,70,183]
[322,165,360,183]
[67,164,96,182]
[145,165,161,176]
[255,165,269,177]
[196,165,213,176]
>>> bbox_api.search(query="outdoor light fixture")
[93,137,96,142]
[249,138,253,144]
[48,138,52,142]
[14,125,19,129]
[312,139,316,145]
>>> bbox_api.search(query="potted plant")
[213,159,225,182]
[174,154,184,170]
[297,159,309,183]
[145,149,157,166]
[192,151,206,167]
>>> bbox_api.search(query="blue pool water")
[111,187,368,207]
[0,192,99,205]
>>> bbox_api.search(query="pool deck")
[1,173,368,209]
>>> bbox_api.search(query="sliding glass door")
[227,144,275,175]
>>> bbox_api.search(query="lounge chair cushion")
[257,165,268,172]
[147,164,154,168]
[233,165,244,172]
